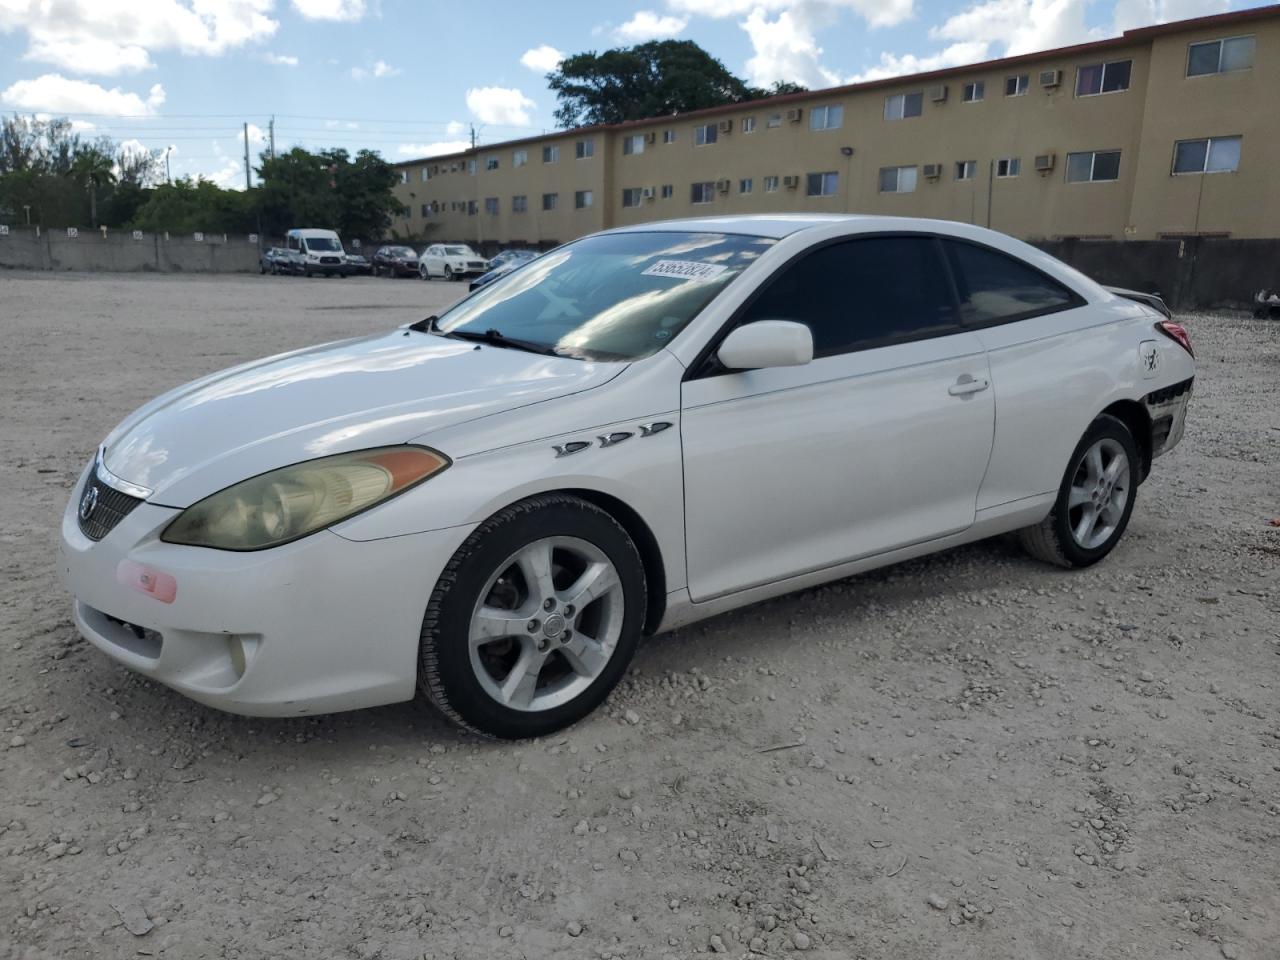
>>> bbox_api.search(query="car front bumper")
[59,465,474,717]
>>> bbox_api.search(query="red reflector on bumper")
[116,560,177,604]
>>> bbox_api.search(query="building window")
[739,178,753,194]
[513,149,527,167]
[542,145,559,163]
[485,156,499,171]
[1173,135,1242,174]
[1005,74,1029,96]
[956,160,977,180]
[399,170,408,184]
[575,139,594,159]
[763,175,780,192]
[962,80,985,102]
[691,181,715,204]
[810,104,844,129]
[694,123,718,146]
[807,171,839,196]
[512,194,528,213]
[542,192,558,211]
[662,129,676,143]
[766,112,782,128]
[574,189,593,208]
[1076,59,1132,96]
[742,116,756,133]
[1066,150,1122,182]
[484,196,499,214]
[883,93,922,121]
[467,199,478,215]
[995,157,1021,178]
[622,134,645,155]
[660,184,673,198]
[1187,36,1255,76]
[467,158,477,174]
[877,166,916,193]
[420,168,430,181]
[621,187,644,207]
[420,203,430,217]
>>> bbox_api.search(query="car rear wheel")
[418,494,646,739]
[1019,414,1139,568]
[419,263,429,280]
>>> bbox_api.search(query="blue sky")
[0,0,1266,185]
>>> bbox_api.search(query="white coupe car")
[417,243,488,281]
[61,215,1194,739]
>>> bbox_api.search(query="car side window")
[943,239,1078,325]
[736,236,959,358]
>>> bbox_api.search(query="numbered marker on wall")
[132,230,143,241]
[248,233,258,243]
[66,227,78,239]
[193,232,204,242]
[0,225,9,236]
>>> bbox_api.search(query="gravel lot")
[2,271,1278,960]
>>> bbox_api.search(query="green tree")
[71,142,116,228]
[547,40,806,128]
[255,146,399,239]
[129,178,255,234]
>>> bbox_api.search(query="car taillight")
[1156,320,1193,358]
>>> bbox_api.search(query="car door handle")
[948,375,990,397]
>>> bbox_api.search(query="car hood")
[101,331,622,506]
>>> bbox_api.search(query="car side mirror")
[717,320,813,371]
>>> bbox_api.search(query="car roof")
[600,214,1029,242]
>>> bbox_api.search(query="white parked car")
[418,243,488,281]
[60,215,1194,739]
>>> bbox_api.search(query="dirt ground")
[1,270,1278,960]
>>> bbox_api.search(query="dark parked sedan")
[372,245,420,278]
[260,247,303,275]
[469,249,539,291]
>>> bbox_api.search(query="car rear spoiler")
[1103,285,1172,319]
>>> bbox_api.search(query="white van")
[285,228,350,278]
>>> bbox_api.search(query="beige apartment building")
[391,5,1280,248]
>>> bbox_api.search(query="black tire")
[418,494,646,739]
[444,266,454,281]
[420,264,430,281]
[1019,413,1140,568]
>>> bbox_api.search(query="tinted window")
[737,237,958,358]
[944,240,1077,324]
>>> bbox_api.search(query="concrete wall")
[1035,236,1280,309]
[0,227,260,273]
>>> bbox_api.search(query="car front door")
[425,246,442,276]
[680,234,996,602]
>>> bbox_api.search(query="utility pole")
[164,146,172,184]
[244,122,252,190]
[470,123,477,150]
[268,116,276,160]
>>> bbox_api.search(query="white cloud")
[0,74,166,116]
[0,0,278,76]
[350,66,367,80]
[372,59,399,77]
[848,40,991,82]
[264,52,299,66]
[445,120,467,136]
[289,0,366,21]
[465,86,536,126]
[239,123,266,145]
[396,140,471,158]
[615,10,689,42]
[1112,0,1229,32]
[669,0,913,30]
[740,6,842,88]
[206,158,245,189]
[520,44,564,72]
[929,0,1095,58]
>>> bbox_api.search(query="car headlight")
[161,446,449,551]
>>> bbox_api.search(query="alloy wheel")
[1067,437,1131,550]
[467,536,624,712]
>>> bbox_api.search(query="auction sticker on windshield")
[641,260,730,281]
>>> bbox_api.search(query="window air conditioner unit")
[922,163,942,179]
[1035,153,1056,171]
[717,120,733,134]
[715,178,731,192]
[640,186,655,199]
[785,108,802,123]
[645,132,656,144]
[1039,70,1061,88]
[783,174,800,189]
[928,85,948,102]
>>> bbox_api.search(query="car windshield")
[304,237,341,252]
[390,246,416,257]
[435,231,774,361]
[443,245,474,256]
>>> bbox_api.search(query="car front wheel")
[444,266,455,281]
[418,495,646,739]
[1019,413,1139,568]
[419,263,430,280]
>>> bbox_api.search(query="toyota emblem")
[79,485,99,521]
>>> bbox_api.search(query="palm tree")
[71,147,116,228]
